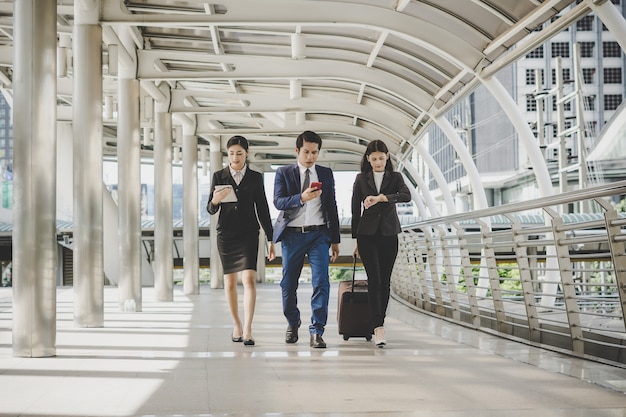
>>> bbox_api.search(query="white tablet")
[214,184,238,203]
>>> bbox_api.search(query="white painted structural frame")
[12,0,58,357]
[73,0,104,327]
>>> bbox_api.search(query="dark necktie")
[302,168,310,193]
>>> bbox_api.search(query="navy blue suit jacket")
[272,164,340,244]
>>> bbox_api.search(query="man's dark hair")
[296,130,322,151]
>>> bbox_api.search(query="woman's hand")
[267,242,276,261]
[211,186,233,205]
[363,194,387,209]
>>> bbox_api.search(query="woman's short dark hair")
[360,140,393,173]
[226,135,249,151]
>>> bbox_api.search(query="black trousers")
[356,233,399,328]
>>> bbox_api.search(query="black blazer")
[351,170,411,237]
[207,166,273,240]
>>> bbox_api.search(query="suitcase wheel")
[343,335,349,341]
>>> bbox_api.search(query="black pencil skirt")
[216,230,260,274]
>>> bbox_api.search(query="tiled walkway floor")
[1,283,626,417]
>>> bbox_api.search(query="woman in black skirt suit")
[351,140,411,347]
[207,136,275,346]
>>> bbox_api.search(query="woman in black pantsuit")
[208,136,275,346]
[351,140,411,347]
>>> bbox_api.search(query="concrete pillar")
[209,136,224,289]
[117,29,142,311]
[154,84,173,301]
[12,0,57,357]
[73,0,104,328]
[182,126,199,295]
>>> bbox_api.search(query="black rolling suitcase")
[337,258,373,341]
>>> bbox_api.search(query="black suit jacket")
[207,167,273,240]
[351,170,411,237]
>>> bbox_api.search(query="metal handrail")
[402,180,626,229]
[392,180,626,366]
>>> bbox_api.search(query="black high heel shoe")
[231,334,243,343]
[243,338,255,346]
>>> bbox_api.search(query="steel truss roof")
[0,0,585,171]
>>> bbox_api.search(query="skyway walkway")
[1,284,626,417]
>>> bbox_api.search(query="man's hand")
[301,186,322,203]
[330,243,340,262]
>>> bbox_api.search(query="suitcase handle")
[351,256,357,292]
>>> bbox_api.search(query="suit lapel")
[290,164,301,192]
[365,171,377,193]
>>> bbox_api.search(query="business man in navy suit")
[273,131,340,348]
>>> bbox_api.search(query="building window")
[552,97,572,112]
[604,68,622,84]
[526,95,537,111]
[585,121,598,137]
[525,68,545,85]
[576,15,594,31]
[604,94,622,110]
[584,95,596,111]
[551,68,571,84]
[603,41,622,58]
[550,15,568,30]
[551,42,570,58]
[526,46,544,58]
[579,42,595,58]
[582,68,595,84]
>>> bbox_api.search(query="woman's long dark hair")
[226,135,249,151]
[360,140,393,173]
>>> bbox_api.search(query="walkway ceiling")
[0,0,584,171]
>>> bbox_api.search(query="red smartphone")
[310,181,322,191]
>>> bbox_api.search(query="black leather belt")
[286,225,326,233]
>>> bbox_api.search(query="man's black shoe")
[310,334,326,348]
[285,319,301,344]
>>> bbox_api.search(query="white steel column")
[182,123,199,295]
[154,84,174,301]
[398,161,441,217]
[209,136,224,289]
[416,141,456,215]
[481,76,560,305]
[117,28,142,311]
[585,0,626,53]
[436,116,489,210]
[73,1,104,327]
[480,76,554,197]
[12,0,57,357]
